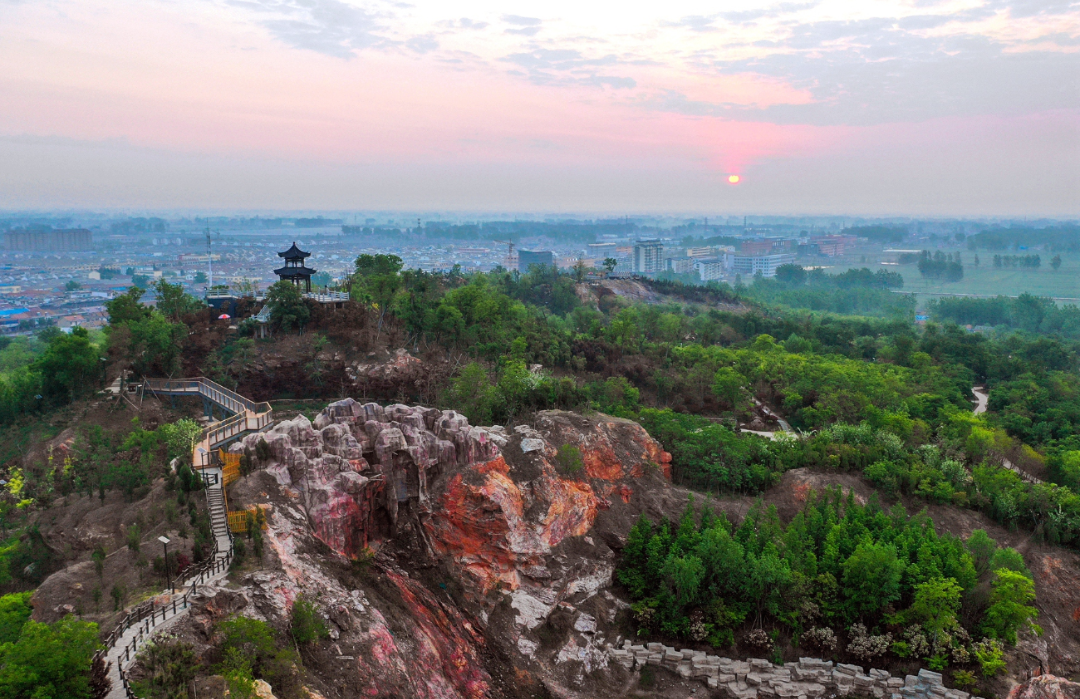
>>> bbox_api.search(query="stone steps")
[606,644,975,699]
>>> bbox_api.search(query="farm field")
[817,248,1080,305]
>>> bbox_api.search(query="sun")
[727,174,741,184]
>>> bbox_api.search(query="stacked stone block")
[607,643,975,699]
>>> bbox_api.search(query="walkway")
[971,386,1042,484]
[143,378,273,468]
[102,467,234,699]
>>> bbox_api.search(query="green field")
[821,248,1080,307]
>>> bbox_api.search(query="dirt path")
[972,386,989,415]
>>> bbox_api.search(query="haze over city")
[1,0,1077,215]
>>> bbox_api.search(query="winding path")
[101,378,273,698]
[971,386,1042,485]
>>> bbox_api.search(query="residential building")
[633,239,664,274]
[666,257,695,274]
[3,229,92,252]
[731,253,796,278]
[694,257,727,281]
[518,249,555,273]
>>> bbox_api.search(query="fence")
[96,469,236,699]
[220,450,241,486]
[227,505,269,534]
[142,378,273,468]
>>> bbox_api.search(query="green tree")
[841,541,903,619]
[0,615,101,699]
[290,597,329,645]
[907,578,962,635]
[352,254,404,332]
[1050,254,1062,271]
[712,367,746,411]
[603,258,617,274]
[265,281,310,333]
[982,569,1038,644]
[0,592,32,644]
[965,529,997,574]
[64,280,81,292]
[152,280,203,320]
[35,328,101,404]
[130,638,197,699]
[194,271,208,284]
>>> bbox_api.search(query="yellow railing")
[227,506,268,533]
[220,450,241,486]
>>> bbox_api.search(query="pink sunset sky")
[0,0,1077,214]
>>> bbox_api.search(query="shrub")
[972,638,1006,677]
[130,636,197,699]
[745,628,772,651]
[290,597,329,646]
[555,444,585,477]
[847,623,891,661]
[801,626,837,652]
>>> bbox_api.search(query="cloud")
[502,48,634,88]
[502,15,542,26]
[506,26,541,36]
[405,33,438,53]
[436,17,488,30]
[226,0,388,58]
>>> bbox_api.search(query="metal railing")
[97,470,235,699]
[143,378,273,469]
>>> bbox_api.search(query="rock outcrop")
[231,401,671,608]
[1007,675,1080,699]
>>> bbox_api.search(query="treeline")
[619,490,1035,677]
[917,251,963,282]
[967,225,1080,252]
[745,265,911,318]
[991,254,1041,269]
[929,294,1080,336]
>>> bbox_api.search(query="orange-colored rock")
[425,411,670,600]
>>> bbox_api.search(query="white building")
[633,239,664,274]
[694,257,727,281]
[730,253,796,278]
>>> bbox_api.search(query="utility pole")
[205,224,213,291]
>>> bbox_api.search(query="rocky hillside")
[27,399,1080,699]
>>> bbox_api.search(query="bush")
[973,638,1006,677]
[130,636,197,699]
[555,444,585,477]
[290,597,329,646]
[801,626,837,652]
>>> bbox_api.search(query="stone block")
[929,685,947,697]
[646,653,662,666]
[855,674,875,687]
[918,669,943,686]
[871,669,891,680]
[887,678,905,689]
[905,676,920,688]
[836,664,860,676]
[747,673,763,686]
[647,642,663,652]
[805,683,827,698]
[676,661,693,678]
[872,688,885,698]
[800,658,822,668]
[708,677,719,689]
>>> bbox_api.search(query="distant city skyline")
[0,1,1077,215]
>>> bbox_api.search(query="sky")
[0,0,1077,216]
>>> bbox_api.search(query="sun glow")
[728,175,741,184]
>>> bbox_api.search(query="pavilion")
[274,242,316,292]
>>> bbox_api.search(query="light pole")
[158,536,171,593]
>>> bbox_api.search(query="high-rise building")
[518,249,555,273]
[633,239,664,274]
[3,229,92,252]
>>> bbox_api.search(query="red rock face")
[1006,675,1080,699]
[424,411,672,598]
